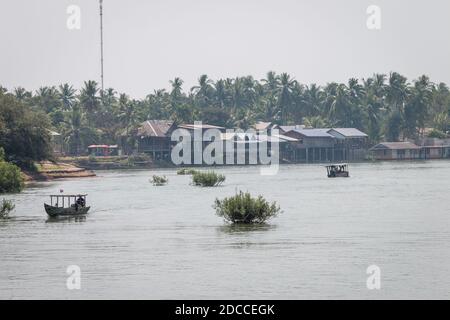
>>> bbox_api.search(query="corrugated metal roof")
[254,121,272,131]
[272,134,299,142]
[371,142,420,150]
[220,132,257,141]
[279,125,305,133]
[328,128,368,138]
[178,124,225,130]
[137,120,174,137]
[290,128,334,138]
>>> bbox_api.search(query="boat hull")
[44,204,90,217]
[328,172,350,178]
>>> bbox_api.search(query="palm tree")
[117,94,138,136]
[261,71,279,93]
[64,105,83,155]
[58,84,76,111]
[303,84,325,118]
[405,75,432,137]
[14,87,31,103]
[327,83,350,127]
[79,80,100,125]
[230,78,248,119]
[277,73,296,124]
[290,82,306,124]
[214,79,230,109]
[146,89,171,120]
[373,73,387,98]
[101,88,117,110]
[191,74,213,109]
[386,72,409,113]
[170,77,184,101]
[34,86,61,113]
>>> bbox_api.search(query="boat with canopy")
[326,164,350,178]
[44,194,90,217]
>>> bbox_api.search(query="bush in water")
[214,191,281,224]
[192,171,225,187]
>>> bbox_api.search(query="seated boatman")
[76,196,85,208]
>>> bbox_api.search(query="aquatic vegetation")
[177,168,199,175]
[150,175,168,186]
[192,171,225,187]
[0,160,24,194]
[0,199,15,218]
[214,191,281,224]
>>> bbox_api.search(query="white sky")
[1,0,449,98]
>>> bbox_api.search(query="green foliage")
[150,175,168,186]
[385,111,403,142]
[177,168,199,175]
[2,71,450,156]
[214,191,281,224]
[0,93,53,165]
[0,199,15,218]
[427,129,447,139]
[432,112,449,132]
[0,161,24,194]
[192,171,225,187]
[0,147,4,161]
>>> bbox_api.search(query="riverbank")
[22,161,96,182]
[58,155,174,170]
[55,154,450,173]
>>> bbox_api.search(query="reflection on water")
[217,223,276,234]
[45,216,87,224]
[1,162,450,299]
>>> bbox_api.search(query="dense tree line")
[0,91,52,166]
[1,71,449,156]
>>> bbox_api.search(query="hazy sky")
[1,0,449,98]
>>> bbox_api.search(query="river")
[0,161,449,299]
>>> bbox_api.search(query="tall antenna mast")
[99,0,104,91]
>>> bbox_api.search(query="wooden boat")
[44,194,90,217]
[326,164,350,178]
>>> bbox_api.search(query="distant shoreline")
[56,155,450,171]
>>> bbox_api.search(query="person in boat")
[329,166,336,177]
[76,196,85,208]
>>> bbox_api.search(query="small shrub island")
[150,175,168,186]
[177,168,199,175]
[0,199,15,218]
[192,171,225,187]
[0,148,24,194]
[214,191,281,224]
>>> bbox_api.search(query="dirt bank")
[22,161,96,182]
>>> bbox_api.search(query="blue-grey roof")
[291,128,334,138]
[328,128,368,138]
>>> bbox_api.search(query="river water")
[0,161,449,300]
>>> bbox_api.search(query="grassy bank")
[58,155,174,170]
[22,161,96,182]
